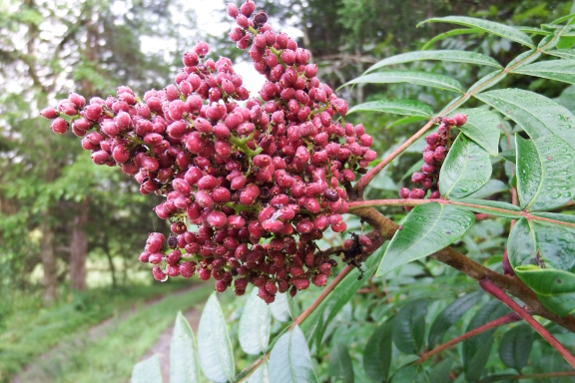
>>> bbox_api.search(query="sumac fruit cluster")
[41,0,377,303]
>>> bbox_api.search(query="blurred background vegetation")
[1,0,574,382]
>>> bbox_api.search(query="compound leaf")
[377,203,475,276]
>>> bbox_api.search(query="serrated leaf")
[300,248,385,345]
[387,116,428,129]
[548,49,575,59]
[475,89,575,152]
[515,134,575,211]
[465,180,508,199]
[465,336,494,381]
[462,300,509,377]
[422,28,482,50]
[392,299,428,354]
[429,358,454,383]
[454,108,501,156]
[420,16,534,48]
[390,365,428,383]
[377,203,475,276]
[197,294,235,383]
[513,59,575,84]
[268,326,319,383]
[507,218,575,315]
[366,50,501,73]
[514,266,575,316]
[269,293,292,322]
[428,292,482,348]
[347,99,433,117]
[498,324,533,373]
[439,135,492,198]
[340,71,463,93]
[239,288,271,355]
[131,355,163,383]
[363,321,393,381]
[248,362,270,383]
[328,343,354,383]
[170,312,200,383]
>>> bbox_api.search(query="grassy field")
[0,281,210,383]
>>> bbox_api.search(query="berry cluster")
[41,0,377,303]
[399,114,466,204]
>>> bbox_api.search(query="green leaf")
[465,337,494,381]
[363,321,393,381]
[392,299,428,354]
[513,59,575,84]
[328,343,355,383]
[269,293,292,322]
[515,134,575,211]
[301,248,385,344]
[439,135,492,198]
[377,203,475,276]
[390,365,428,383]
[387,116,428,129]
[131,355,163,383]
[427,292,482,348]
[170,312,200,383]
[514,266,575,316]
[462,300,509,378]
[429,358,454,383]
[454,108,501,156]
[248,362,270,383]
[548,49,575,59]
[422,28,482,50]
[340,71,463,93]
[366,50,502,73]
[498,324,533,373]
[197,293,235,383]
[465,180,509,199]
[508,218,575,314]
[347,99,433,117]
[419,16,534,48]
[517,26,551,35]
[268,325,319,383]
[475,89,575,151]
[239,288,271,355]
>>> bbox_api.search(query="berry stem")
[348,198,575,229]
[416,312,521,364]
[289,265,353,330]
[229,133,263,158]
[479,277,575,369]
[354,25,569,197]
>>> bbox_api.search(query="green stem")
[348,199,575,229]
[354,24,570,196]
[229,134,263,158]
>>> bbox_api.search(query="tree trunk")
[40,217,58,305]
[70,199,89,291]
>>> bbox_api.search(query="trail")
[138,307,202,383]
[12,286,201,383]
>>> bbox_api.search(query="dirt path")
[138,307,202,383]
[12,286,200,383]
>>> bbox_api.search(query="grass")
[0,280,202,382]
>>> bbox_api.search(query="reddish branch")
[348,205,575,333]
[479,278,575,369]
[417,312,521,364]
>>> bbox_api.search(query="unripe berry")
[409,188,425,199]
[41,108,59,119]
[152,266,167,281]
[240,0,255,17]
